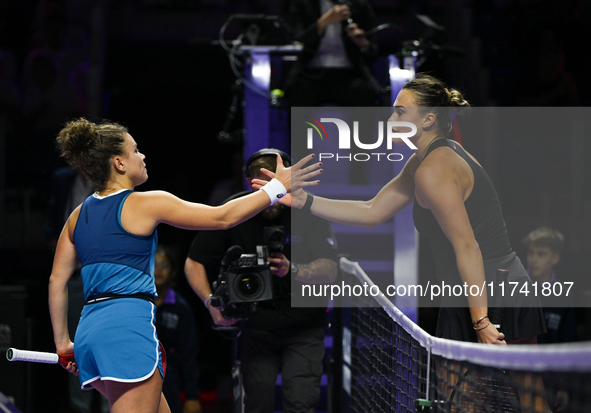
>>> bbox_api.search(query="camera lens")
[269,231,285,247]
[237,274,261,296]
[264,226,287,251]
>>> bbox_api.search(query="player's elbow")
[208,206,237,230]
[351,201,380,228]
[217,219,234,231]
[455,240,481,257]
[363,217,382,229]
[363,214,392,230]
[48,273,67,293]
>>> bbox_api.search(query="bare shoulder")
[415,147,457,186]
[126,190,179,207]
[401,153,420,177]
[66,205,82,240]
[128,190,173,200]
[382,153,420,192]
[120,190,184,235]
[124,190,209,224]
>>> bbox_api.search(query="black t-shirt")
[537,277,578,344]
[188,191,338,330]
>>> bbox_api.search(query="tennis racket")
[6,348,75,366]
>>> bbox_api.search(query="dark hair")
[155,244,180,288]
[245,148,291,178]
[56,118,128,190]
[522,227,564,254]
[402,73,470,136]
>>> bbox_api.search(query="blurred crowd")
[0,0,93,199]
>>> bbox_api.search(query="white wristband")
[260,178,287,205]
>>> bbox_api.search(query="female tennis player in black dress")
[257,74,546,345]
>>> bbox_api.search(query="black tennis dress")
[413,138,546,342]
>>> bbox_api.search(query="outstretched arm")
[123,154,322,235]
[254,154,419,228]
[414,156,505,345]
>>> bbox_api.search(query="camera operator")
[184,149,338,413]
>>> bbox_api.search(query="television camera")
[210,226,288,320]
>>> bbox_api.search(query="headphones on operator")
[244,148,292,178]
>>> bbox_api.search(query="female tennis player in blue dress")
[255,74,546,345]
[48,118,320,413]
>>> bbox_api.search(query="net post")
[425,337,432,401]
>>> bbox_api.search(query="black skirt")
[435,252,547,342]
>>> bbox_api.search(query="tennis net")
[338,257,591,413]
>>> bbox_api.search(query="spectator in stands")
[522,228,578,413]
[284,0,381,107]
[522,227,577,344]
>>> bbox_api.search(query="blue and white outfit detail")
[73,189,163,389]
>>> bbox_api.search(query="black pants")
[239,327,325,413]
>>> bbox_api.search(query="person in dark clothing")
[522,228,577,413]
[254,74,546,346]
[185,149,338,413]
[522,227,577,344]
[284,0,381,107]
[154,245,202,413]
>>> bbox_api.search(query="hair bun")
[56,118,128,189]
[57,118,99,157]
[447,88,470,107]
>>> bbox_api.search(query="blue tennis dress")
[73,190,163,389]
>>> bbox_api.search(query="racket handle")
[58,353,76,366]
[6,348,75,366]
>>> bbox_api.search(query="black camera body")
[210,226,288,320]
[226,265,273,304]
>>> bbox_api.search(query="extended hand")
[259,154,322,194]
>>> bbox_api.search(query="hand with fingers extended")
[257,154,322,197]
